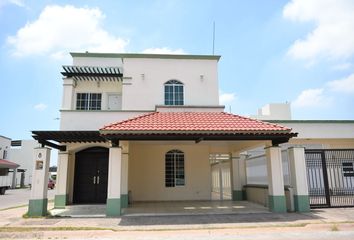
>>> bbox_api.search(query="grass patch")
[22,210,53,219]
[331,224,339,231]
[0,204,28,211]
[0,226,114,233]
[0,199,54,212]
[0,223,309,233]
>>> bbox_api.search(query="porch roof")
[100,112,297,144]
[31,112,297,150]
[101,112,293,133]
[0,159,19,169]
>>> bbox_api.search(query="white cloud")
[34,103,47,111]
[292,88,330,108]
[0,0,25,8]
[219,92,236,105]
[6,5,128,58]
[142,47,186,54]
[283,0,354,61]
[9,0,24,7]
[327,73,354,93]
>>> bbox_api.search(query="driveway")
[0,188,55,210]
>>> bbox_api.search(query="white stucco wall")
[72,56,123,67]
[60,111,150,130]
[251,103,292,120]
[277,122,354,139]
[122,58,219,110]
[129,143,212,201]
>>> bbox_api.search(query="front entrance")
[305,149,354,208]
[73,147,109,204]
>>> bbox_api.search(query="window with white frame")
[165,149,185,187]
[76,93,102,110]
[164,80,184,105]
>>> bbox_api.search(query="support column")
[121,153,129,208]
[28,147,51,217]
[11,167,17,189]
[232,152,247,200]
[120,141,129,208]
[54,152,69,209]
[106,146,122,216]
[288,147,310,212]
[266,146,286,213]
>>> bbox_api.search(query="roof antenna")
[212,21,216,55]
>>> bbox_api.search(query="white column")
[288,147,310,212]
[121,153,129,207]
[61,78,74,110]
[231,152,247,200]
[106,146,122,216]
[120,141,129,208]
[28,147,51,216]
[11,167,17,189]
[54,152,69,208]
[266,146,286,212]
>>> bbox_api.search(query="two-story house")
[28,53,308,217]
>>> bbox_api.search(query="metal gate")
[305,149,354,208]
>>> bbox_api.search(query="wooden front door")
[73,147,109,204]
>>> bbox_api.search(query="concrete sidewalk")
[1,203,354,231]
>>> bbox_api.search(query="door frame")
[73,147,109,204]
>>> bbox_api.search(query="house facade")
[28,53,308,217]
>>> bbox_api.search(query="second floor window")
[76,93,102,110]
[164,80,184,105]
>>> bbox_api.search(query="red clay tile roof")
[0,159,19,169]
[100,112,292,134]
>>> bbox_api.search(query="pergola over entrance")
[29,111,308,217]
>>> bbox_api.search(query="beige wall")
[129,143,212,201]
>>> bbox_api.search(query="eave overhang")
[32,130,297,150]
[100,131,297,145]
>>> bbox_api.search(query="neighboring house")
[28,52,307,217]
[0,135,11,160]
[246,103,354,209]
[0,135,19,193]
[10,140,40,187]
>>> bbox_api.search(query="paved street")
[0,188,55,210]
[0,203,354,239]
[1,193,354,240]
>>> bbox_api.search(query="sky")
[1,0,354,142]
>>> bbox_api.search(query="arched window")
[164,80,184,105]
[165,149,185,187]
